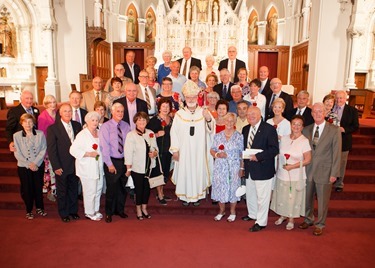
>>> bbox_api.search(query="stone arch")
[248,8,258,44]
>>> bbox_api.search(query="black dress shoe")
[142,211,151,219]
[117,212,128,218]
[105,215,112,223]
[163,196,172,201]
[242,215,256,221]
[158,198,167,205]
[335,187,343,192]
[70,214,80,220]
[249,223,266,232]
[61,216,70,223]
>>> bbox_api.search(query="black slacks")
[55,173,79,218]
[132,171,150,206]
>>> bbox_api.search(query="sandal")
[227,214,236,222]
[286,221,294,230]
[275,216,286,225]
[36,209,47,217]
[26,212,34,220]
[214,213,225,221]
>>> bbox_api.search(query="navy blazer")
[214,82,234,101]
[113,97,148,125]
[286,107,314,127]
[47,119,82,177]
[55,108,87,127]
[265,91,294,121]
[218,58,246,83]
[6,104,40,143]
[242,121,279,180]
[122,62,141,84]
[339,104,359,151]
[177,57,202,79]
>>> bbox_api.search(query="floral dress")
[211,131,243,203]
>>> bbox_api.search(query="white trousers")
[245,176,273,227]
[80,177,103,215]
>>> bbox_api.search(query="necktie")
[95,92,99,102]
[67,124,74,143]
[26,108,33,115]
[117,123,124,154]
[144,87,151,110]
[313,126,319,150]
[230,60,235,82]
[223,85,227,99]
[297,109,301,115]
[248,126,256,148]
[182,60,188,77]
[269,94,276,108]
[74,109,80,124]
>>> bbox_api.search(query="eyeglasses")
[162,83,172,85]
[139,76,149,78]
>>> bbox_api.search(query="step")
[0,138,9,148]
[350,144,375,155]
[344,170,375,184]
[330,184,375,200]
[346,155,375,170]
[358,126,375,136]
[0,162,18,176]
[327,200,375,218]
[0,149,16,162]
[352,134,375,145]
[0,176,19,193]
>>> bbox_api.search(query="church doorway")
[258,52,278,80]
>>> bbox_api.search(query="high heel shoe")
[137,215,144,220]
[142,211,151,219]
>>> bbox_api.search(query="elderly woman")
[146,67,161,95]
[38,94,57,201]
[94,101,108,128]
[244,79,266,120]
[266,98,291,140]
[105,77,125,118]
[210,113,243,222]
[207,91,220,119]
[69,112,104,221]
[323,94,340,126]
[147,98,173,205]
[145,55,157,73]
[157,77,181,113]
[236,68,250,96]
[157,51,172,84]
[125,112,158,220]
[270,115,311,230]
[200,55,220,83]
[14,114,47,219]
[215,99,229,133]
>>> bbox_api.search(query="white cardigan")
[69,128,104,180]
[124,129,158,174]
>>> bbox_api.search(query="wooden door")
[36,67,48,105]
[124,48,144,70]
[258,52,278,80]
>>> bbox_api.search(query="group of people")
[5,46,359,236]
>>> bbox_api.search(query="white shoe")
[85,214,101,221]
[227,214,236,222]
[214,213,225,221]
[275,216,286,225]
[95,212,103,219]
[286,221,294,230]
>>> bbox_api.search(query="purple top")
[38,109,56,137]
[99,118,131,167]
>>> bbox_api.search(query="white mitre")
[182,80,200,97]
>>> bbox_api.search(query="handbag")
[146,155,165,189]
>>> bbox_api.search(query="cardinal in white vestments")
[170,80,213,206]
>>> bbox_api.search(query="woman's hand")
[157,130,165,138]
[172,152,179,161]
[125,170,131,177]
[238,169,244,177]
[283,164,293,171]
[29,162,38,171]
[215,151,227,159]
[148,151,158,158]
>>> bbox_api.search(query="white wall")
[54,0,87,101]
[307,0,351,103]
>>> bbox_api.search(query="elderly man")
[333,90,359,192]
[228,85,250,114]
[6,90,39,152]
[213,68,234,101]
[170,80,213,206]
[104,64,132,92]
[258,66,272,96]
[241,106,279,232]
[167,61,187,98]
[136,69,157,117]
[99,103,131,223]
[286,90,314,126]
[235,100,250,133]
[47,103,82,222]
[113,82,148,130]
[265,78,293,120]
[81,76,108,112]
[218,46,246,83]
[122,50,141,84]
[300,103,341,236]
[177,46,202,78]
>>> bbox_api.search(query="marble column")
[257,21,267,46]
[94,0,102,27]
[345,29,363,89]
[138,18,146,43]
[301,0,311,41]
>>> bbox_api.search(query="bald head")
[259,66,269,81]
[20,90,34,109]
[246,106,262,126]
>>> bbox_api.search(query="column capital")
[41,23,56,31]
[347,28,364,38]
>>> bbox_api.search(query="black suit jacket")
[6,104,40,143]
[265,91,294,121]
[259,78,272,97]
[214,82,234,101]
[177,57,202,79]
[286,107,314,127]
[339,104,359,151]
[122,62,141,84]
[242,121,279,180]
[47,120,82,177]
[56,108,87,127]
[113,97,148,125]
[218,58,246,83]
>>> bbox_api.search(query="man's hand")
[55,168,63,176]
[108,165,117,174]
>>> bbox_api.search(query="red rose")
[328,118,333,124]
[274,124,278,129]
[218,144,225,150]
[211,71,215,74]
[173,92,179,101]
[240,83,244,88]
[156,97,161,103]
[284,153,290,160]
[253,102,257,107]
[92,144,98,150]
[149,133,155,138]
[161,120,167,128]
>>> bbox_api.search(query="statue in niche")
[213,1,218,24]
[197,0,208,22]
[267,13,278,45]
[186,0,192,23]
[145,12,155,42]
[0,8,15,57]
[127,10,136,42]
[248,16,258,44]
